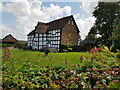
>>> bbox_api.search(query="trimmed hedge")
[0,44,14,47]
[60,44,93,52]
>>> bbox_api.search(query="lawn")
[2,49,92,67]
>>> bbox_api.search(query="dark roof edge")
[47,15,73,24]
[2,34,18,42]
[71,15,80,33]
[27,30,35,36]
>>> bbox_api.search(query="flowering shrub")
[2,46,120,89]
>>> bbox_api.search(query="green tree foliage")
[89,2,120,49]
[14,41,27,49]
[85,34,97,43]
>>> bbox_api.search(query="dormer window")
[68,20,71,24]
[71,20,74,25]
[68,19,74,25]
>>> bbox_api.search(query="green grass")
[2,49,92,68]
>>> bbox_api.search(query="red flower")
[111,72,117,75]
[37,53,43,56]
[94,75,98,80]
[91,57,95,60]
[96,81,100,84]
[97,48,102,51]
[80,55,84,61]
[89,49,95,54]
[109,67,113,71]
[95,54,99,56]
[93,68,100,71]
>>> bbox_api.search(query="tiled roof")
[27,30,35,36]
[27,15,79,35]
[46,15,72,30]
[36,25,49,33]
[2,34,18,43]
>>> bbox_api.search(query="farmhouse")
[2,34,18,44]
[27,15,80,51]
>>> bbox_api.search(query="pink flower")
[89,49,95,54]
[112,80,117,83]
[96,81,100,84]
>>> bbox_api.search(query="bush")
[0,44,14,47]
[60,45,93,52]
[14,41,27,49]
[2,46,120,89]
[40,47,58,53]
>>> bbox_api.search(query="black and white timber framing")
[27,15,80,51]
[27,29,61,51]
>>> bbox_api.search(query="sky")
[0,0,99,40]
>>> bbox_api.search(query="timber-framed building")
[27,15,80,51]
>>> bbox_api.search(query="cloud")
[1,24,28,40]
[76,17,96,39]
[80,2,98,15]
[42,4,71,18]
[1,0,72,40]
[76,2,98,39]
[1,1,98,40]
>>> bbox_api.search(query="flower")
[37,53,43,56]
[80,55,84,61]
[109,67,113,71]
[93,68,100,71]
[95,54,99,56]
[96,81,100,84]
[89,49,95,54]
[112,80,117,83]
[91,57,95,60]
[113,68,119,71]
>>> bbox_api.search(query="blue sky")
[1,0,98,40]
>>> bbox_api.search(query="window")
[71,20,74,25]
[57,33,60,36]
[39,34,42,37]
[43,42,46,45]
[58,37,60,40]
[57,41,60,44]
[39,38,42,41]
[36,33,38,37]
[68,20,70,24]
[48,40,51,44]
[53,30,56,34]
[43,38,46,41]
[43,34,46,36]
[39,42,42,45]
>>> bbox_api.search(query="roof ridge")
[28,15,78,35]
[2,34,18,42]
[47,15,73,24]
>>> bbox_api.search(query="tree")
[109,23,120,49]
[89,2,120,49]
[85,34,96,43]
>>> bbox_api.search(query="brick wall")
[61,23,78,45]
